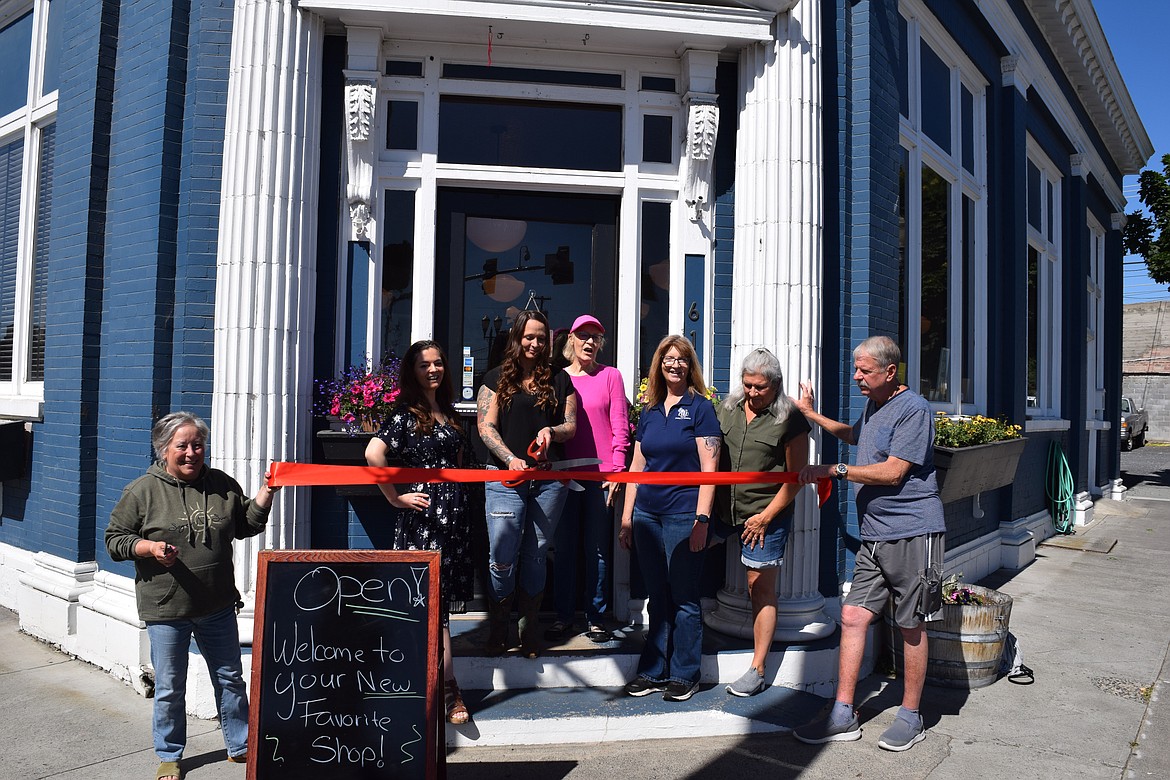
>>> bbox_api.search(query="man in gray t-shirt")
[793,336,943,753]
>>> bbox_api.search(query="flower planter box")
[933,437,1026,504]
[315,430,379,496]
[888,584,1013,689]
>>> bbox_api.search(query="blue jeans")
[485,475,568,600]
[552,481,611,623]
[146,605,249,761]
[631,507,705,684]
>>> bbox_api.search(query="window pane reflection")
[0,13,33,117]
[920,40,951,153]
[0,137,25,381]
[1027,245,1039,407]
[961,194,975,404]
[386,100,418,151]
[381,190,415,359]
[439,97,622,171]
[640,202,670,380]
[28,123,53,382]
[897,147,909,383]
[41,0,63,96]
[919,166,950,402]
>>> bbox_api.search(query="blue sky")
[1093,1,1170,303]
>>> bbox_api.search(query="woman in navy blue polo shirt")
[618,335,721,702]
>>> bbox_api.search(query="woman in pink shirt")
[546,314,630,643]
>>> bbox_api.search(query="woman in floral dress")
[365,339,473,724]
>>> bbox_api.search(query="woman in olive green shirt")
[715,348,810,697]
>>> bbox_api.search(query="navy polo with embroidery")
[634,390,722,516]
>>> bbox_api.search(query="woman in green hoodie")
[105,412,279,780]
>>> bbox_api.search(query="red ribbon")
[268,462,833,507]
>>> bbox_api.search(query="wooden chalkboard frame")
[247,550,443,780]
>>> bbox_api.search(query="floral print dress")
[376,410,473,618]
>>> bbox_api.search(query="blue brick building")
[0,0,1151,704]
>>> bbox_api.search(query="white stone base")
[944,508,1054,582]
[998,516,1037,571]
[16,551,97,657]
[1,544,245,719]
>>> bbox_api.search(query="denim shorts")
[710,515,791,570]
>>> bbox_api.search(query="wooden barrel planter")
[887,585,1013,689]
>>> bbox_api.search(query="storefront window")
[898,5,986,412]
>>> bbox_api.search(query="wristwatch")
[695,513,710,525]
[834,462,849,479]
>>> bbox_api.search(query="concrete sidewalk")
[2,497,1167,779]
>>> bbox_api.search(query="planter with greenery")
[933,413,1025,504]
[314,357,402,495]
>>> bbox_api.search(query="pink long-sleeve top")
[562,365,630,473]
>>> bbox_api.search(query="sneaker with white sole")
[726,667,765,697]
[623,676,668,697]
[663,680,698,702]
[792,707,861,744]
[877,712,925,752]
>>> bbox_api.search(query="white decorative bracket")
[682,94,720,223]
[344,71,378,241]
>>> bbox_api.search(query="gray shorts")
[845,532,944,629]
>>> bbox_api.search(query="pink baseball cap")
[570,315,605,334]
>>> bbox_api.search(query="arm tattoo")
[476,386,492,424]
[482,423,515,464]
[702,436,721,457]
[477,385,515,464]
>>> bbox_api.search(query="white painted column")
[212,0,324,614]
[704,0,833,642]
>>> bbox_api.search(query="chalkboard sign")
[247,550,443,780]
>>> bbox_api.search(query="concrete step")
[445,679,829,748]
[444,615,842,745]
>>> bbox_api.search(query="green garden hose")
[1046,440,1076,535]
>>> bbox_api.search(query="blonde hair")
[645,335,706,407]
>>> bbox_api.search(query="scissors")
[501,439,601,491]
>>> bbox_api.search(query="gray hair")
[152,412,210,460]
[722,347,795,422]
[854,335,901,370]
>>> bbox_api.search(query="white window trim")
[0,0,56,419]
[899,4,987,415]
[1025,136,1062,419]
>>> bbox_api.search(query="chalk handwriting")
[292,565,429,615]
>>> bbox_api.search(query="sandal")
[445,680,470,724]
[586,622,612,643]
[156,761,182,780]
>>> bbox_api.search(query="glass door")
[435,188,620,402]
